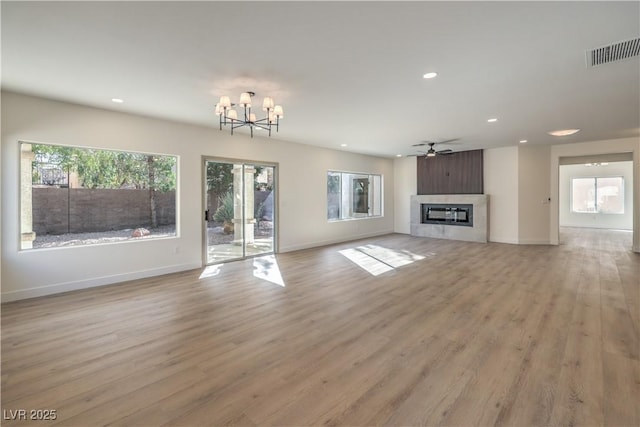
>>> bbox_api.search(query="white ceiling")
[2,1,639,157]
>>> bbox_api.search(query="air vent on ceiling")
[586,37,640,68]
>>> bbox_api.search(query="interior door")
[204,159,276,264]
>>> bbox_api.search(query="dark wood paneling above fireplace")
[417,149,483,195]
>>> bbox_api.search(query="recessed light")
[423,72,438,79]
[396,154,403,157]
[487,118,498,123]
[519,140,527,144]
[548,129,580,136]
[111,98,124,103]
[340,144,347,147]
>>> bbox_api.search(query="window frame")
[19,141,179,251]
[327,170,383,221]
[570,175,624,214]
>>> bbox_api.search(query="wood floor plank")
[435,286,552,426]
[53,367,207,427]
[548,304,604,427]
[1,228,638,426]
[495,288,577,425]
[337,264,528,425]
[602,351,640,427]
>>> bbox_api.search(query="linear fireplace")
[421,203,473,227]
[411,195,488,243]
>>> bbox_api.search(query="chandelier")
[215,91,284,138]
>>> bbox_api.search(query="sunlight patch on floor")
[339,245,426,276]
[339,248,394,276]
[199,264,224,279]
[253,255,285,287]
[357,244,425,267]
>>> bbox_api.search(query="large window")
[571,176,624,214]
[327,171,382,220]
[20,142,177,250]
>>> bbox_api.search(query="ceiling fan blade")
[437,149,453,154]
[438,151,455,155]
[419,138,459,145]
[407,152,428,157]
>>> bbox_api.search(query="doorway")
[555,152,635,249]
[204,159,276,264]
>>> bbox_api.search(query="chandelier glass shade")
[215,91,284,137]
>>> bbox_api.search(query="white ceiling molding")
[559,152,634,165]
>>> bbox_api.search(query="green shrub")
[213,191,235,223]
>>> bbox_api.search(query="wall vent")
[586,37,640,67]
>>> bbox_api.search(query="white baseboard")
[488,237,520,245]
[488,237,551,245]
[1,262,201,303]
[518,239,551,245]
[279,230,394,253]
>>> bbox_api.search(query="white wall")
[394,146,524,244]
[559,161,633,230]
[393,156,416,234]
[393,138,639,250]
[0,93,3,291]
[550,137,640,252]
[484,146,519,244]
[518,145,551,244]
[1,92,395,301]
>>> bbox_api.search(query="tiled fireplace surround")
[410,194,489,243]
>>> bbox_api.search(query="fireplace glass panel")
[421,204,473,227]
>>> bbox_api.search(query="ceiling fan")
[410,139,458,158]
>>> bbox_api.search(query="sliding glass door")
[204,159,276,264]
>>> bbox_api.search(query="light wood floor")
[2,228,638,426]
